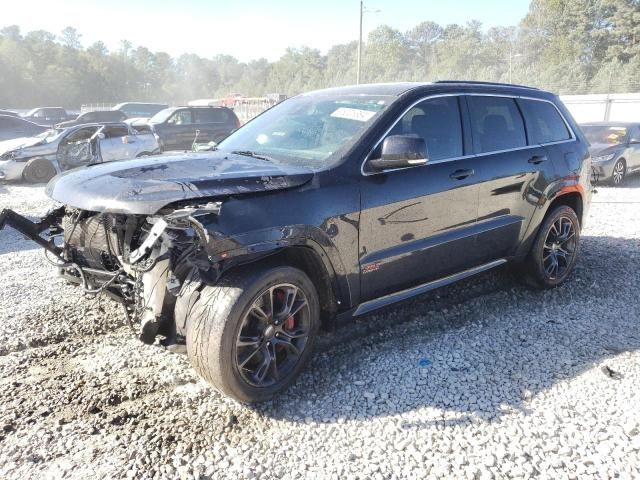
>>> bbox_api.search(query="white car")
[0,123,160,183]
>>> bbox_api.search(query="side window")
[168,110,193,125]
[33,110,46,118]
[630,125,640,142]
[64,127,100,143]
[468,96,527,154]
[372,96,463,162]
[103,126,129,138]
[194,108,229,124]
[518,99,571,144]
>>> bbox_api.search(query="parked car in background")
[264,93,287,107]
[0,81,592,403]
[581,121,640,185]
[21,107,73,126]
[112,102,168,118]
[0,115,49,141]
[0,109,19,117]
[221,93,243,108]
[0,122,159,183]
[149,106,240,151]
[56,110,127,128]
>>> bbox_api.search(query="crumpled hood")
[588,143,622,158]
[46,151,315,214]
[0,137,44,155]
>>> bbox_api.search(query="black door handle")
[449,168,475,180]
[528,155,547,164]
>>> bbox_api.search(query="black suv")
[148,106,240,151]
[21,107,72,126]
[56,110,128,128]
[0,82,591,403]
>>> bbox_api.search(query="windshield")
[24,108,40,117]
[149,108,175,124]
[582,125,628,145]
[36,128,64,143]
[216,93,394,168]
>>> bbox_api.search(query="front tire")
[520,205,580,289]
[186,266,320,403]
[22,157,57,184]
[612,159,626,186]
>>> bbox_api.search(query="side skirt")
[351,259,507,317]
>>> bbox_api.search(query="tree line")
[1,0,639,108]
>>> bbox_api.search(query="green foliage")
[1,1,640,108]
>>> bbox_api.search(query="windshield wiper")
[230,150,273,162]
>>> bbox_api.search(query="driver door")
[57,126,100,169]
[359,95,480,301]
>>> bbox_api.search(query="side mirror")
[629,137,640,145]
[96,132,106,140]
[368,135,428,171]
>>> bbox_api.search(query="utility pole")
[507,45,522,84]
[508,45,513,84]
[604,69,613,121]
[357,0,363,84]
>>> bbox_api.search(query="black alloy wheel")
[542,215,578,281]
[235,283,311,387]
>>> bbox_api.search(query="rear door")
[469,95,561,263]
[359,95,480,301]
[101,125,132,161]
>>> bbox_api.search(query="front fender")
[194,222,354,309]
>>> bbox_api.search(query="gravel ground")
[0,178,639,480]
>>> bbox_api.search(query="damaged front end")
[0,201,226,345]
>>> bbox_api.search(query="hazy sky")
[3,0,530,61]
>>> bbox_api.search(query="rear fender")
[515,177,585,258]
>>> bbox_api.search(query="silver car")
[0,123,160,183]
[581,122,640,185]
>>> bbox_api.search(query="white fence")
[80,92,640,125]
[560,93,640,123]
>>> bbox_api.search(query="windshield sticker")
[330,107,377,122]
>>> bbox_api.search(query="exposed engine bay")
[0,202,224,345]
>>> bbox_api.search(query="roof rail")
[434,80,540,90]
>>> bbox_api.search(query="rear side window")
[376,96,463,161]
[518,99,571,144]
[468,96,527,154]
[47,108,65,117]
[194,108,230,124]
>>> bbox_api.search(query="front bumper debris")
[0,207,64,256]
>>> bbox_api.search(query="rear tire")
[518,205,580,289]
[185,266,320,403]
[22,157,57,184]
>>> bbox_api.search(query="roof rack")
[434,80,540,90]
